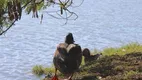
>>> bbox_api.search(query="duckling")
[82,48,102,64]
[52,33,82,80]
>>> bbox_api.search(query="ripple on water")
[1,0,142,80]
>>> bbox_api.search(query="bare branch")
[71,0,84,8]
[64,0,70,5]
[0,0,83,35]
[64,10,68,25]
[22,0,33,8]
[0,20,16,35]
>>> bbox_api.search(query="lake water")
[0,0,142,80]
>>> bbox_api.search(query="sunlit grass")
[79,52,142,80]
[102,43,142,56]
[32,65,44,76]
[32,65,55,76]
[43,67,55,75]
[32,43,142,80]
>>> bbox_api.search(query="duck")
[52,33,82,80]
[82,48,102,64]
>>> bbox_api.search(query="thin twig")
[58,0,63,4]
[64,10,68,25]
[65,0,70,5]
[22,0,33,8]
[71,0,84,8]
[0,0,81,35]
[0,20,16,35]
[66,9,78,20]
[44,9,78,20]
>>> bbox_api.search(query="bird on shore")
[82,48,102,64]
[52,33,82,80]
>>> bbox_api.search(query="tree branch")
[22,0,33,8]
[0,0,34,35]
[0,20,16,35]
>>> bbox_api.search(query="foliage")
[0,0,84,35]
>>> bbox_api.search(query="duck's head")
[65,33,75,44]
[82,48,91,58]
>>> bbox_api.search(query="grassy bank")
[32,43,142,80]
[101,43,142,56]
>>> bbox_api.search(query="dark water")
[0,0,142,80]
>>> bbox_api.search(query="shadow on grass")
[79,52,142,80]
[32,52,142,80]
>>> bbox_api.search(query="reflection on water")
[0,0,142,80]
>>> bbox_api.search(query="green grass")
[32,43,142,80]
[102,43,142,56]
[32,65,44,76]
[78,52,142,80]
[32,65,55,77]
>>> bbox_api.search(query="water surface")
[0,0,142,80]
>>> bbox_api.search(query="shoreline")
[32,43,142,80]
